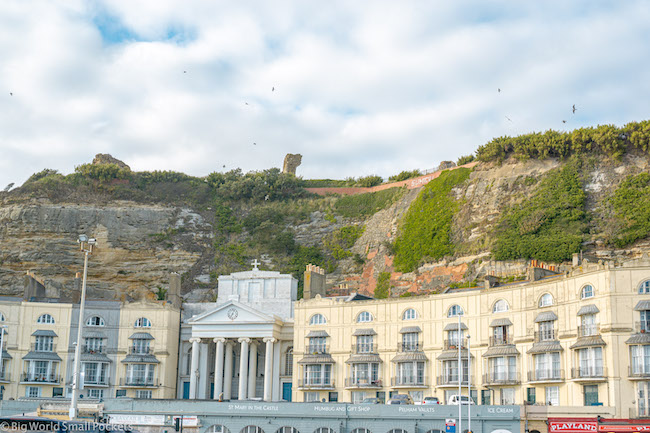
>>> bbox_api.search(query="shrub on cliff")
[334,187,406,218]
[608,173,650,247]
[356,175,383,187]
[393,168,471,272]
[492,163,587,262]
[389,170,422,182]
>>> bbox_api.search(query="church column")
[213,338,225,400]
[263,337,276,401]
[238,338,250,400]
[223,341,234,400]
[189,338,201,399]
[248,341,258,398]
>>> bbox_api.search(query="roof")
[569,335,606,349]
[121,354,160,364]
[31,330,57,337]
[80,353,111,363]
[23,351,62,361]
[443,322,468,331]
[84,331,106,339]
[129,332,154,340]
[577,304,600,316]
[306,330,329,338]
[392,352,429,362]
[635,300,650,311]
[2,349,12,360]
[298,354,334,364]
[437,350,473,361]
[346,354,383,364]
[626,333,650,344]
[527,341,564,354]
[482,345,520,357]
[352,328,376,336]
[400,326,422,334]
[490,318,513,327]
[534,311,558,322]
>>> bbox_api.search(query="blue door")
[282,382,292,402]
[210,383,214,400]
[182,382,190,399]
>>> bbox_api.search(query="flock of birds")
[498,88,577,125]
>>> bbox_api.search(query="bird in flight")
[184,71,186,73]
[253,142,257,145]
[572,104,576,114]
[245,102,249,105]
[272,87,275,92]
[505,116,512,122]
[222,164,226,168]
[562,120,567,124]
[9,92,12,96]
[498,88,501,93]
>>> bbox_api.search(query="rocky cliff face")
[0,200,211,300]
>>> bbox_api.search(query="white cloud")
[0,0,649,189]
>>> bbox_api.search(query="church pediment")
[187,300,276,325]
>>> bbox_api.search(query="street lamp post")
[0,324,6,401]
[467,334,471,433]
[69,235,96,420]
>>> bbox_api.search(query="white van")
[447,395,475,405]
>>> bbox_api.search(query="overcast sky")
[1,1,649,189]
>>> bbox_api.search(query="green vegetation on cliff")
[476,120,650,162]
[334,187,406,218]
[608,173,650,247]
[492,163,587,262]
[393,168,471,272]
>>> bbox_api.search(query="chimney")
[303,264,326,300]
[168,272,182,308]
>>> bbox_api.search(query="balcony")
[297,378,335,390]
[443,340,466,351]
[571,366,607,381]
[489,335,513,346]
[528,369,564,383]
[635,322,650,334]
[534,330,557,343]
[483,372,520,385]
[30,343,57,352]
[84,376,109,386]
[628,366,650,380]
[351,344,377,354]
[129,346,152,355]
[391,375,428,387]
[82,346,105,355]
[344,377,382,388]
[577,325,600,338]
[21,373,60,384]
[436,374,469,387]
[119,377,159,387]
[306,345,329,355]
[397,342,422,352]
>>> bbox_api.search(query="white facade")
[177,262,297,401]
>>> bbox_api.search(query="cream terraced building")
[293,257,650,418]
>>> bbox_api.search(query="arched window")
[314,429,335,433]
[134,317,151,328]
[447,305,463,317]
[241,427,264,433]
[309,314,326,325]
[356,311,373,323]
[285,347,293,376]
[37,314,55,324]
[350,429,371,433]
[205,426,230,433]
[539,293,553,307]
[581,285,594,299]
[640,280,650,294]
[86,316,105,327]
[492,299,509,313]
[402,308,417,320]
[276,428,299,433]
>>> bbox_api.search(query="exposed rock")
[282,154,302,175]
[438,161,456,170]
[92,154,131,170]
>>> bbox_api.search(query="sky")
[1,1,649,189]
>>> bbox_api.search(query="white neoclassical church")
[177,260,297,401]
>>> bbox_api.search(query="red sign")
[549,419,650,433]
[549,420,597,433]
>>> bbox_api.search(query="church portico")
[179,262,297,402]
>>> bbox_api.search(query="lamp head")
[78,235,88,243]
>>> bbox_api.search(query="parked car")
[422,396,441,405]
[447,395,475,405]
[360,397,382,404]
[386,394,414,405]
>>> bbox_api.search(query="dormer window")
[37,314,55,324]
[132,338,150,355]
[580,314,597,337]
[308,337,327,354]
[85,337,104,354]
[538,321,555,341]
[492,300,509,313]
[309,314,326,325]
[401,332,419,352]
[641,311,650,333]
[402,309,417,320]
[134,317,151,328]
[86,316,105,327]
[35,336,54,352]
[357,312,373,323]
[356,335,374,353]
[581,285,594,299]
[448,305,464,318]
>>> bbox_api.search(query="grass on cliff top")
[608,172,650,247]
[334,187,406,218]
[492,162,587,262]
[393,168,471,272]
